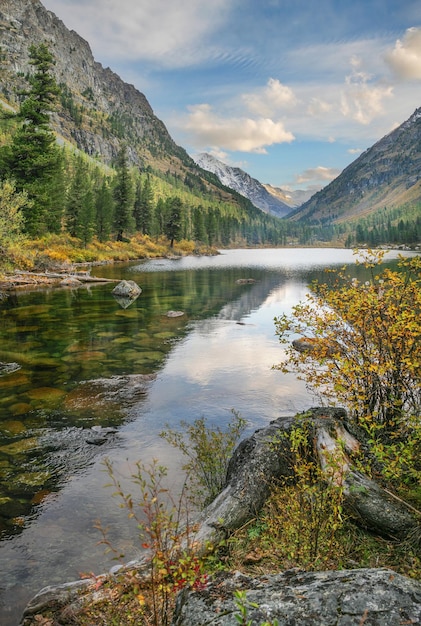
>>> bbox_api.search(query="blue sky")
[41,0,421,191]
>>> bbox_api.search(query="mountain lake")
[0,247,411,625]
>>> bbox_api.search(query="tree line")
[0,43,315,250]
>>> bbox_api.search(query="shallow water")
[0,247,407,624]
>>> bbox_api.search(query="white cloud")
[385,27,421,80]
[348,148,363,155]
[183,104,295,153]
[340,56,393,124]
[43,0,232,67]
[242,78,298,116]
[295,166,341,186]
[307,98,333,117]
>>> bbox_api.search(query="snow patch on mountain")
[194,153,293,218]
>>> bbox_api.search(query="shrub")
[274,251,421,432]
[97,458,209,626]
[160,411,247,507]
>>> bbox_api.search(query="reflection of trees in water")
[217,274,285,321]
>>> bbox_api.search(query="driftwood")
[12,270,118,283]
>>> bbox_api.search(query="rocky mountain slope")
[0,0,174,165]
[194,153,292,217]
[0,0,256,214]
[290,108,421,224]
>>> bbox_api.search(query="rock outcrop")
[0,0,177,166]
[111,279,142,298]
[172,568,421,626]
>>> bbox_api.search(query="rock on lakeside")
[172,568,421,626]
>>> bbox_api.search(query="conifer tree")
[193,206,207,243]
[133,174,154,234]
[153,197,166,236]
[95,178,114,242]
[0,43,63,236]
[66,155,94,242]
[164,196,183,247]
[113,144,134,241]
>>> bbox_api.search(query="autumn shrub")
[226,418,347,574]
[0,180,28,270]
[273,250,421,501]
[97,458,210,626]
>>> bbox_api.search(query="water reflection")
[0,248,410,625]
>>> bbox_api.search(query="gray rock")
[112,280,142,298]
[172,568,421,626]
[0,361,21,376]
[167,310,185,318]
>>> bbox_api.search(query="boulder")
[172,568,421,626]
[111,280,142,298]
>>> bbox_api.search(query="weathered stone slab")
[172,568,421,626]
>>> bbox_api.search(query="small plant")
[160,410,247,507]
[97,458,209,626]
[227,420,347,573]
[266,421,346,568]
[233,589,279,626]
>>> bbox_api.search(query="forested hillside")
[0,0,318,254]
[290,108,421,247]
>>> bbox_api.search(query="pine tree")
[164,196,183,247]
[0,43,63,236]
[95,178,114,242]
[193,206,207,243]
[113,144,134,241]
[134,174,154,234]
[66,155,94,242]
[153,197,166,236]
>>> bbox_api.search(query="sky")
[41,0,421,192]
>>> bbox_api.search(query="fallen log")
[12,270,118,283]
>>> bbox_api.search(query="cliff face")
[0,0,183,166]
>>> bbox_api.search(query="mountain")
[0,0,265,217]
[0,0,177,166]
[290,108,421,224]
[194,153,292,218]
[262,184,317,209]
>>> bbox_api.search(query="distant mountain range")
[194,153,315,217]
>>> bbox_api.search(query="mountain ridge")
[194,152,292,218]
[1,0,271,223]
[290,107,421,224]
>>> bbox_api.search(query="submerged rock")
[166,310,184,318]
[0,361,21,376]
[172,568,421,626]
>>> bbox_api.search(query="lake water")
[0,247,407,624]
